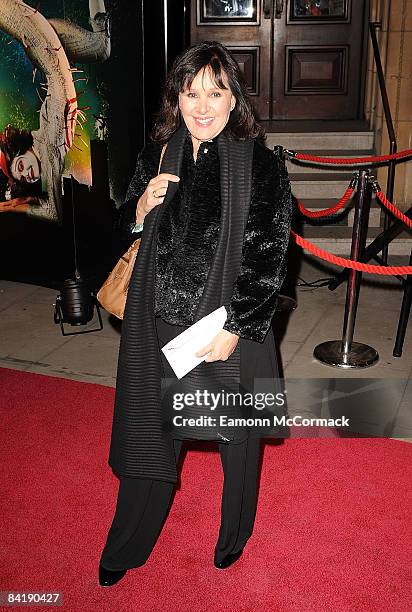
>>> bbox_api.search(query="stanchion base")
[313,340,379,369]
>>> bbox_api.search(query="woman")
[0,0,110,223]
[99,40,293,587]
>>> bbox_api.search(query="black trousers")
[99,434,262,570]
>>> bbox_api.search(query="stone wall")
[365,0,412,210]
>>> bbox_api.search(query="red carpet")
[1,367,411,612]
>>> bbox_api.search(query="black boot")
[98,563,127,587]
[214,549,243,569]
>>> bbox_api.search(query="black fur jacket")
[114,131,293,343]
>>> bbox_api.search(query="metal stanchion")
[313,170,379,368]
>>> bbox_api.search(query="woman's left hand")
[195,329,240,362]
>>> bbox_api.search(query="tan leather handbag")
[97,143,167,319]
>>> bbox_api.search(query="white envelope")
[161,306,228,379]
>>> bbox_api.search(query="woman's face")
[10,149,41,184]
[178,65,236,143]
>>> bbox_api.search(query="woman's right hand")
[135,173,180,224]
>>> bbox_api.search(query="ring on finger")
[152,189,160,198]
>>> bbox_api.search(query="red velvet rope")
[290,229,412,274]
[294,149,412,165]
[297,187,354,218]
[295,177,412,231]
[288,150,412,273]
[375,191,412,229]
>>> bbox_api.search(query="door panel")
[190,0,368,120]
[274,0,366,118]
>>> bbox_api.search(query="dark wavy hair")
[151,41,265,144]
[0,125,34,177]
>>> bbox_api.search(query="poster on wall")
[0,0,111,227]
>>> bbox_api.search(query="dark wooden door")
[190,0,369,120]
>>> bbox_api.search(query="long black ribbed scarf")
[108,123,254,482]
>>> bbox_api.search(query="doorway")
[190,0,370,120]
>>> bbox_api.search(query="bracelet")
[132,220,144,234]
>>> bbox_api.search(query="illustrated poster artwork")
[292,0,346,18]
[0,0,111,225]
[198,0,259,24]
[205,1,255,17]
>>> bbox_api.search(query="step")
[261,120,372,133]
[295,226,412,256]
[285,150,376,175]
[266,132,374,151]
[290,173,355,199]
